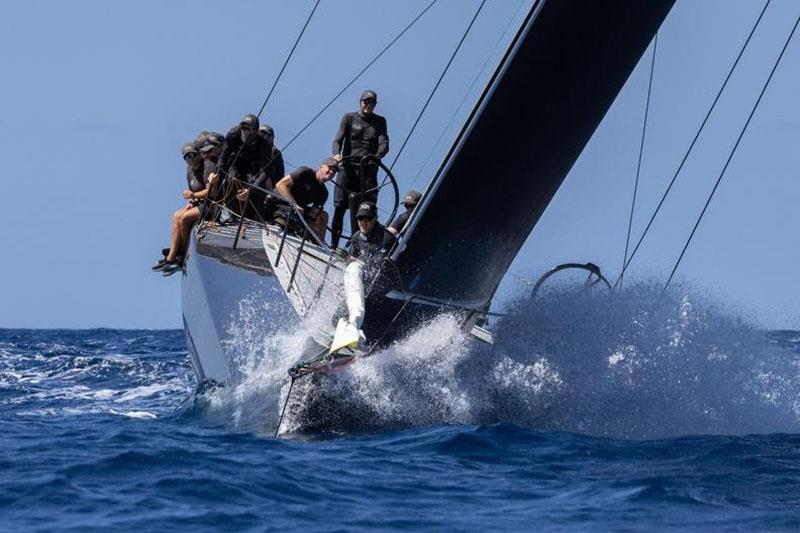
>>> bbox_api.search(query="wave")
[188,281,800,439]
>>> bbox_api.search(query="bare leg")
[177,207,201,258]
[166,209,184,262]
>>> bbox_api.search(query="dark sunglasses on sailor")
[361,99,377,106]
[357,215,376,221]
[184,152,198,161]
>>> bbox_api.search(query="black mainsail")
[391,0,675,308]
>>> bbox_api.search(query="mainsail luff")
[392,0,675,305]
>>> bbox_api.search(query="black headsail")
[391,0,675,308]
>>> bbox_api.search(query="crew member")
[218,114,272,221]
[348,201,395,274]
[273,158,339,241]
[330,90,389,249]
[387,190,421,237]
[258,124,285,187]
[153,141,211,276]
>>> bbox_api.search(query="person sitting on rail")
[273,158,339,242]
[387,189,421,237]
[330,89,389,250]
[218,114,272,222]
[153,141,214,276]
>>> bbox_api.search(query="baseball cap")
[181,142,198,157]
[321,157,340,172]
[239,114,259,130]
[403,190,422,207]
[356,201,378,220]
[360,89,378,102]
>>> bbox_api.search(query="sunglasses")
[361,99,377,106]
[183,152,198,160]
[357,215,376,221]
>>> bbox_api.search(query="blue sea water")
[2,287,800,531]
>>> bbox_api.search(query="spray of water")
[190,281,800,439]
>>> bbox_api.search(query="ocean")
[2,287,800,531]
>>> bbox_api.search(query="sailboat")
[181,0,676,387]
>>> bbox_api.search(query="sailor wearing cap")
[273,157,340,241]
[217,113,273,222]
[152,140,213,276]
[330,89,390,249]
[348,201,395,271]
[387,189,422,237]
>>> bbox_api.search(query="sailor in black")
[387,189,422,237]
[273,158,339,241]
[218,114,272,222]
[330,90,389,249]
[258,124,285,187]
[348,201,395,275]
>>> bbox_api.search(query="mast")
[391,0,675,307]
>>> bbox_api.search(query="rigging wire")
[275,0,438,157]
[388,0,487,173]
[612,0,772,288]
[619,33,658,291]
[256,0,321,119]
[408,0,528,187]
[664,12,800,290]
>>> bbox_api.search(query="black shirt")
[289,166,328,208]
[264,146,285,189]
[332,111,389,160]
[218,125,271,184]
[348,222,395,271]
[389,209,413,234]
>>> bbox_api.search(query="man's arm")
[217,127,240,174]
[274,175,298,208]
[376,116,389,158]
[331,114,349,155]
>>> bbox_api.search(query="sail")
[392,0,675,306]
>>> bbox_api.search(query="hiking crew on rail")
[152,90,410,276]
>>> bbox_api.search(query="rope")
[619,33,658,291]
[613,0,772,288]
[388,0,487,173]
[256,0,321,119]
[664,11,799,290]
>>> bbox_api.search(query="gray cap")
[403,190,422,207]
[181,142,198,157]
[320,157,340,172]
[360,89,377,102]
[356,201,377,220]
[198,132,224,152]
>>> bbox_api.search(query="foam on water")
[188,281,800,439]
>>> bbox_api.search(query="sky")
[0,0,797,329]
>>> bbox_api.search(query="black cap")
[259,124,275,137]
[403,190,422,207]
[356,201,378,220]
[321,157,339,172]
[360,89,377,102]
[239,114,259,130]
[181,142,198,157]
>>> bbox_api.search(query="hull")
[181,224,297,384]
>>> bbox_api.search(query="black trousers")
[331,164,378,248]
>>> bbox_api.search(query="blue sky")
[0,0,797,329]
